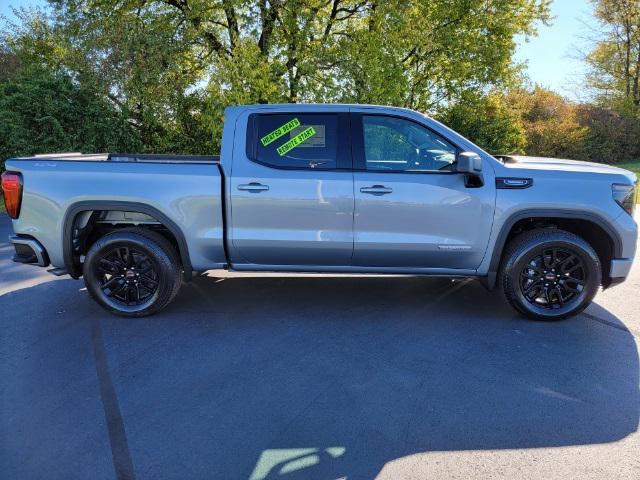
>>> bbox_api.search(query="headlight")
[612,183,637,216]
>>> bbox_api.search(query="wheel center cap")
[125,270,136,279]
[544,272,556,281]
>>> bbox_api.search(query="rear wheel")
[83,229,182,317]
[500,229,601,321]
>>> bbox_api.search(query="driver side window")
[362,116,457,172]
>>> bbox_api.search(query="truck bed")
[5,155,227,275]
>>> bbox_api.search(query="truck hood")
[497,155,637,183]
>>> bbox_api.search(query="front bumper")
[605,210,638,287]
[610,258,633,279]
[9,235,50,267]
[605,257,635,288]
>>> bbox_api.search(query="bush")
[507,87,589,160]
[505,87,640,163]
[575,105,640,164]
[0,67,142,169]
[437,92,527,155]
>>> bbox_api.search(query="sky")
[514,0,597,99]
[1,0,598,100]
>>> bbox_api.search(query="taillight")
[1,171,23,219]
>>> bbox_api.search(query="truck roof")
[226,103,433,117]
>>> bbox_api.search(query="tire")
[83,228,182,317]
[500,228,601,321]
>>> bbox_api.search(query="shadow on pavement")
[1,271,638,479]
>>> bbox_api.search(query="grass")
[617,160,640,177]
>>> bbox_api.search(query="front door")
[352,113,495,270]
[230,112,354,267]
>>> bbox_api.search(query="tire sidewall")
[504,236,600,320]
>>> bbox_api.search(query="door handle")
[238,182,269,192]
[360,185,393,195]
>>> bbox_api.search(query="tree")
[2,1,550,153]
[584,0,640,115]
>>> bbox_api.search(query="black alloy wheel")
[518,247,587,310]
[97,246,160,307]
[501,229,601,320]
[83,228,182,317]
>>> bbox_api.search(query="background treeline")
[0,0,638,168]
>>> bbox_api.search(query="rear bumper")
[9,235,50,267]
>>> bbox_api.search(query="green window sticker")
[276,127,317,156]
[260,118,301,146]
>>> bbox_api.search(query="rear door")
[352,112,495,270]
[229,111,354,267]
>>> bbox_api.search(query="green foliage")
[0,0,636,170]
[576,104,640,163]
[437,91,527,154]
[585,0,640,116]
[337,0,551,110]
[0,66,142,165]
[363,124,416,161]
[508,87,590,159]
[0,0,551,161]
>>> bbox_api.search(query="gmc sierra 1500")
[2,104,637,319]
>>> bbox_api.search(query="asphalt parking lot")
[1,212,639,480]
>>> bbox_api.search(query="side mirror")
[456,151,483,174]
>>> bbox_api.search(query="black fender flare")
[62,201,193,280]
[485,209,622,289]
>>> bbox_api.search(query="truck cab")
[225,104,494,273]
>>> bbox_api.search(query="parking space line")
[90,318,136,480]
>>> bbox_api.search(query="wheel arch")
[486,209,622,289]
[62,201,193,280]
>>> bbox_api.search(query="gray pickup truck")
[2,104,637,320]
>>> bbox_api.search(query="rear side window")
[247,114,338,169]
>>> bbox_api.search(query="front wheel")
[83,228,182,317]
[500,229,601,321]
